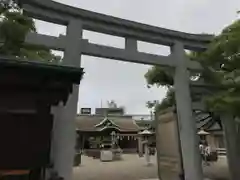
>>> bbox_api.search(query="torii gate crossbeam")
[17,1,214,180]
[25,33,202,69]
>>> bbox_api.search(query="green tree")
[146,100,159,121]
[200,20,240,116]
[154,88,175,112]
[0,0,61,62]
[146,100,159,109]
[145,19,240,117]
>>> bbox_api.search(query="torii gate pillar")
[50,20,83,180]
[173,42,203,180]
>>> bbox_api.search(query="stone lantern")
[197,129,209,143]
[138,129,153,166]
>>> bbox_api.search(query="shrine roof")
[0,57,84,84]
[76,115,141,132]
[195,112,222,132]
[156,107,222,132]
[135,120,154,130]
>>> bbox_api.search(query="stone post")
[172,42,203,180]
[138,137,143,157]
[144,142,150,166]
[222,114,240,180]
[50,88,79,180]
[50,19,83,180]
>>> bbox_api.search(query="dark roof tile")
[76,115,140,132]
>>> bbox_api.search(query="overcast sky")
[35,0,240,114]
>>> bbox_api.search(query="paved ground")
[203,156,229,180]
[73,154,158,180]
[73,154,230,180]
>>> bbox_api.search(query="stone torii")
[15,0,213,180]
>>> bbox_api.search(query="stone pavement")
[141,179,213,180]
[141,178,217,180]
[203,156,229,180]
[131,178,213,180]
[73,154,158,180]
[73,154,229,180]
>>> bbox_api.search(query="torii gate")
[17,0,213,180]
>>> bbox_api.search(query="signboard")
[155,108,183,180]
[80,108,91,115]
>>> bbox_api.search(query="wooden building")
[0,58,83,180]
[196,112,224,149]
[76,114,142,153]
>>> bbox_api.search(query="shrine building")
[76,107,155,155]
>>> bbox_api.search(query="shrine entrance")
[2,1,213,180]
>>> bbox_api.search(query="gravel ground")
[73,154,229,180]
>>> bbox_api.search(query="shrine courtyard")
[73,154,229,180]
[73,154,158,180]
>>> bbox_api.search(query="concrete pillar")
[125,38,137,52]
[138,137,143,157]
[172,42,203,180]
[144,142,150,165]
[50,87,79,180]
[62,19,83,66]
[82,134,85,150]
[222,114,240,180]
[50,19,83,180]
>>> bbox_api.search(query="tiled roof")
[0,57,84,84]
[76,115,141,132]
[76,111,222,133]
[135,120,154,130]
[194,111,222,131]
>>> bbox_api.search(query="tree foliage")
[154,88,175,112]
[145,19,240,116]
[201,20,240,116]
[144,52,202,87]
[145,66,174,87]
[0,0,61,62]
[146,100,159,109]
